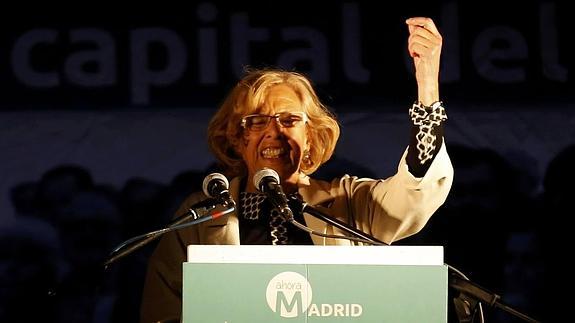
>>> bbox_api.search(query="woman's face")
[238,84,309,191]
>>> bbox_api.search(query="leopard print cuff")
[409,101,447,164]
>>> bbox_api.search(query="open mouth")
[261,147,286,159]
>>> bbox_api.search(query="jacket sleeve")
[335,142,453,244]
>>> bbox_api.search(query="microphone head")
[253,168,280,192]
[202,173,229,198]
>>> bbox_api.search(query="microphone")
[202,173,235,208]
[253,168,294,221]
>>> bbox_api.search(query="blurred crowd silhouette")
[3,143,570,322]
[3,164,214,323]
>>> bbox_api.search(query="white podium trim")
[187,245,443,265]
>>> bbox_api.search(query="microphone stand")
[289,194,386,245]
[449,269,540,323]
[289,194,540,323]
[103,199,235,268]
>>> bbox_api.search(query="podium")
[183,245,447,322]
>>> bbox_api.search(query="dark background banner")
[1,0,570,110]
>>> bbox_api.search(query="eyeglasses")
[240,112,308,132]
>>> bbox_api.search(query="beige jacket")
[140,144,453,322]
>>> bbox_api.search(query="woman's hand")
[406,17,442,106]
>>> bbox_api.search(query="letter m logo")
[276,290,302,318]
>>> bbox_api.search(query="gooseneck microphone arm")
[103,199,235,268]
[104,172,237,268]
[253,168,387,246]
[288,194,387,245]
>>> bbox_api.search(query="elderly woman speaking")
[140,16,453,323]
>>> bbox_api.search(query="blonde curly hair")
[207,68,340,177]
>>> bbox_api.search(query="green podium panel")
[183,245,447,323]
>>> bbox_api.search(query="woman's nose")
[264,118,284,137]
